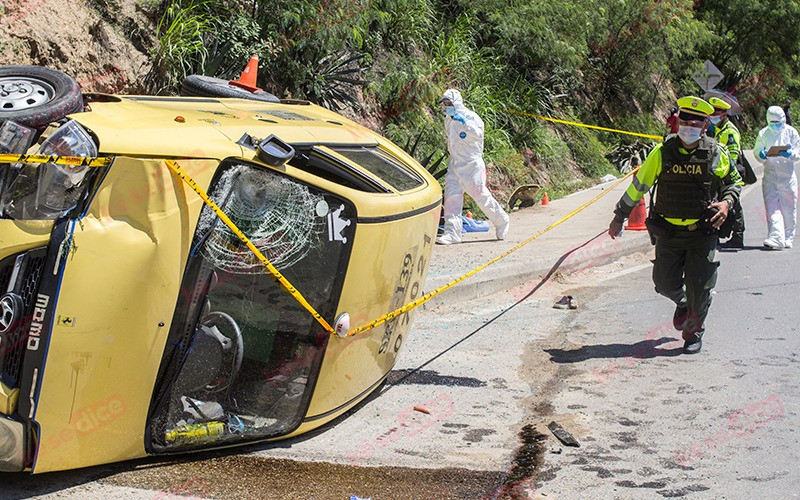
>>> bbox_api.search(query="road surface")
[4,181,797,499]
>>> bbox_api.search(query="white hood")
[442,88,468,114]
[767,106,786,126]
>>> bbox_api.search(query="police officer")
[708,97,746,249]
[608,97,742,354]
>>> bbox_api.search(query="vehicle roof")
[71,95,382,160]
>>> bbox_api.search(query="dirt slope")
[0,0,157,92]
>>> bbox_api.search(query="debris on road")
[547,421,580,447]
[553,296,578,309]
[414,405,431,414]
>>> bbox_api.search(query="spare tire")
[182,75,281,103]
[0,65,84,129]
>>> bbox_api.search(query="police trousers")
[731,198,745,238]
[652,230,720,340]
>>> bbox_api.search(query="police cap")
[708,96,731,110]
[677,96,714,118]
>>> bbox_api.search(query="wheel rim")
[0,76,55,112]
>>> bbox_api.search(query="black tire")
[181,75,280,103]
[0,65,84,129]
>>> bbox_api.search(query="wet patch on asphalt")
[100,455,505,499]
[656,484,711,497]
[386,369,487,387]
[462,428,496,443]
[615,479,668,488]
[484,424,548,498]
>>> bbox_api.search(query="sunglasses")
[678,118,706,127]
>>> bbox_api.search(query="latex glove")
[759,148,768,159]
[779,147,792,158]
[452,113,466,124]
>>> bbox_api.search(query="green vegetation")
[145,0,799,208]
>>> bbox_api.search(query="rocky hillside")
[0,0,156,92]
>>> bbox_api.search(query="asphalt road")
[3,180,798,499]
[532,183,800,498]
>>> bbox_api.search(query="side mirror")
[257,134,294,167]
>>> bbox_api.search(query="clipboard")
[767,145,789,157]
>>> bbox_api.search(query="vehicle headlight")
[0,119,100,220]
[0,416,25,472]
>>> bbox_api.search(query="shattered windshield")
[148,160,356,452]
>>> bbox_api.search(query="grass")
[144,0,656,217]
[147,0,212,93]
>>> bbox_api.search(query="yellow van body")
[0,95,440,472]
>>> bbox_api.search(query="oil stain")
[581,466,613,478]
[463,429,496,443]
[616,479,667,488]
[487,424,547,497]
[615,432,638,443]
[386,369,486,387]
[656,484,711,497]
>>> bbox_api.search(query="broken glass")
[148,160,355,452]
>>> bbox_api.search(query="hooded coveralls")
[753,106,800,248]
[439,89,509,242]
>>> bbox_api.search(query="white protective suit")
[439,89,509,243]
[754,106,800,248]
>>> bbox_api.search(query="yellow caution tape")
[343,168,640,337]
[507,110,663,141]
[0,154,113,167]
[2,151,638,340]
[164,160,336,335]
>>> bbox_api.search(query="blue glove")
[452,113,466,124]
[759,148,768,159]
[779,147,792,158]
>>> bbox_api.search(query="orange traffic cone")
[625,198,648,230]
[541,192,550,206]
[229,54,262,92]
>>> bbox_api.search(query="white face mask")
[709,115,722,125]
[677,125,703,144]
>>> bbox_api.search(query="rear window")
[332,147,424,192]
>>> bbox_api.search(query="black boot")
[720,235,744,249]
[683,335,702,354]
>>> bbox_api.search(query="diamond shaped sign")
[693,60,724,91]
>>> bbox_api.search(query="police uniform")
[709,97,746,248]
[610,97,742,353]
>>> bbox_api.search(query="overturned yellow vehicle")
[0,66,440,473]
